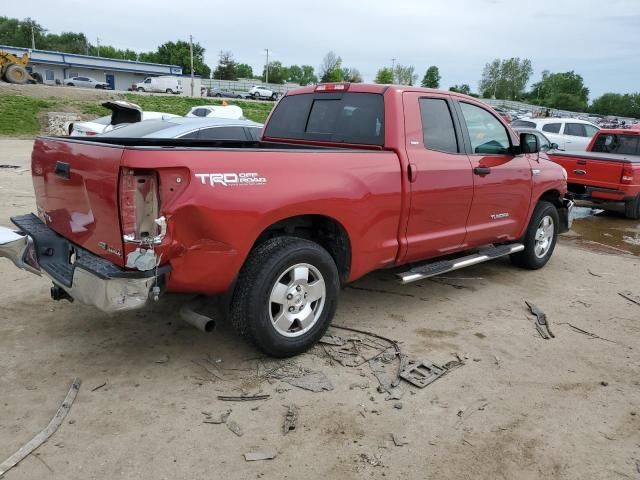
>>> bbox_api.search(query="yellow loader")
[0,51,35,84]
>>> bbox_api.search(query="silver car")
[100,116,263,141]
[64,76,111,89]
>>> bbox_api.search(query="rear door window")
[264,92,385,145]
[459,102,510,155]
[418,98,459,153]
[564,123,588,137]
[194,126,248,140]
[542,123,561,134]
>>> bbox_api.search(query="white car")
[249,85,277,100]
[185,105,244,120]
[511,118,600,151]
[63,76,110,89]
[69,101,179,136]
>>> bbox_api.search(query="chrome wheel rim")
[534,215,554,258]
[269,263,326,337]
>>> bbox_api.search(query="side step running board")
[397,243,525,284]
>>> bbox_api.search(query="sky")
[8,0,640,98]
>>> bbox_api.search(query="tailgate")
[31,137,125,266]
[549,152,623,188]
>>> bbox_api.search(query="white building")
[1,45,186,92]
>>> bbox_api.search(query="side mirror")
[550,142,559,150]
[520,132,539,154]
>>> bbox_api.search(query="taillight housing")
[119,168,161,242]
[315,83,350,92]
[621,165,634,184]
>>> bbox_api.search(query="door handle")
[573,169,586,175]
[474,167,491,175]
[408,163,418,182]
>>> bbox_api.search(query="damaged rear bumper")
[0,214,169,313]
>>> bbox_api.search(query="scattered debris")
[462,438,474,447]
[192,359,224,380]
[391,433,408,446]
[455,399,489,429]
[525,301,555,339]
[393,402,403,410]
[618,291,640,307]
[319,335,346,347]
[283,404,299,434]
[0,164,20,169]
[601,381,609,387]
[400,361,446,388]
[0,378,81,477]
[587,269,602,277]
[217,394,270,401]
[385,386,405,400]
[349,382,369,390]
[283,371,333,392]
[559,322,618,345]
[244,451,276,461]
[493,355,501,368]
[91,382,107,392]
[359,453,383,467]
[202,409,232,424]
[154,354,170,364]
[226,420,243,437]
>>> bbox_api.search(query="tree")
[528,70,589,111]
[88,44,137,60]
[0,17,46,49]
[395,64,417,85]
[140,40,210,78]
[449,84,471,95]
[590,93,640,118]
[262,60,288,84]
[421,66,441,88]
[213,51,238,80]
[375,67,394,84]
[319,51,343,82]
[236,63,253,78]
[342,67,363,83]
[479,58,532,100]
[288,65,317,86]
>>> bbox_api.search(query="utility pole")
[96,37,100,57]
[30,23,35,50]
[391,58,396,83]
[264,48,269,84]
[189,35,195,97]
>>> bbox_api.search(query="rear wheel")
[165,88,174,94]
[624,195,640,220]
[230,236,339,357]
[67,82,75,87]
[5,64,29,84]
[510,201,559,269]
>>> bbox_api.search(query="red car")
[548,128,640,219]
[0,83,572,356]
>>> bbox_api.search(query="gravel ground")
[0,139,639,480]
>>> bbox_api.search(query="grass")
[0,93,275,136]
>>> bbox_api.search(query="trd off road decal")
[195,172,267,187]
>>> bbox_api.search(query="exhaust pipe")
[180,296,216,333]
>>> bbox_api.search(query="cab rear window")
[264,92,384,145]
[591,133,640,155]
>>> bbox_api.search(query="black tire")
[166,88,173,94]
[230,236,340,357]
[624,195,640,220]
[215,93,222,97]
[137,87,144,92]
[270,93,277,100]
[510,201,559,269]
[5,64,29,84]
[66,82,75,87]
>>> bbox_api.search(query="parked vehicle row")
[63,76,111,89]
[511,118,600,151]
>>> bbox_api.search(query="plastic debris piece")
[244,451,276,461]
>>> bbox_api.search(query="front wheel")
[230,237,339,357]
[166,88,174,94]
[137,87,144,92]
[510,201,559,269]
[625,195,640,220]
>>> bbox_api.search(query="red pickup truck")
[548,128,640,219]
[0,83,572,356]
